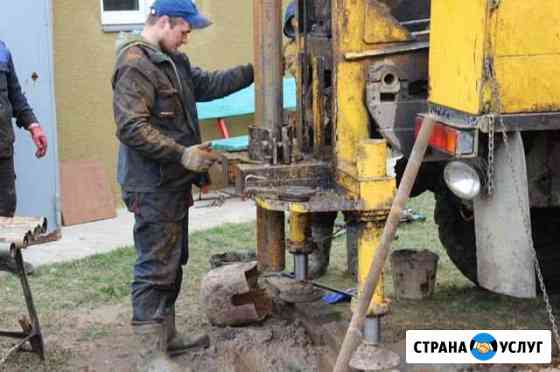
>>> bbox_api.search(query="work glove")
[180,143,221,173]
[28,123,48,158]
[193,173,211,192]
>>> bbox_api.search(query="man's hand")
[28,123,48,158]
[180,143,221,172]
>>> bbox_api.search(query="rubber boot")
[133,322,183,372]
[166,307,210,356]
[308,212,337,279]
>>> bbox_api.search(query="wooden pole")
[333,116,435,372]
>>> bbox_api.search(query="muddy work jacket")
[112,38,253,192]
[0,41,38,159]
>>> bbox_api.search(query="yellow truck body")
[429,0,560,114]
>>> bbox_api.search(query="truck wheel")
[433,190,478,285]
[530,208,560,292]
[434,191,560,292]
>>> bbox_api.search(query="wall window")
[100,0,154,29]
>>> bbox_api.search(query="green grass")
[0,247,136,315]
[0,222,258,318]
[0,223,258,371]
[318,193,556,342]
[1,192,560,368]
[318,192,469,297]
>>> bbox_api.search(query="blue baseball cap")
[283,1,297,39]
[151,0,212,29]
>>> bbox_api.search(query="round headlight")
[443,161,481,200]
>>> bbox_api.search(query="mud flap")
[474,132,536,298]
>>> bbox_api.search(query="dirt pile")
[178,317,324,372]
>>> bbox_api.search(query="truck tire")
[529,208,560,292]
[434,190,560,292]
[396,158,445,197]
[433,190,478,285]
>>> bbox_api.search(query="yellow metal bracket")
[363,0,411,44]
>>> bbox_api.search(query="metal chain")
[486,66,560,351]
[487,115,495,196]
[479,2,557,344]
[499,118,560,352]
[484,58,496,197]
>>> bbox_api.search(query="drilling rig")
[236,0,560,352]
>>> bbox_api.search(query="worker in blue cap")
[283,1,298,77]
[112,0,254,370]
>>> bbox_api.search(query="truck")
[366,0,560,299]
[237,0,560,343]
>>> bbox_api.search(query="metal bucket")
[390,249,439,300]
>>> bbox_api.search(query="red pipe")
[216,118,230,138]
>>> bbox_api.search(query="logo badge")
[406,330,551,364]
[470,333,498,361]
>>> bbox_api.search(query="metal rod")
[256,207,286,272]
[344,41,429,61]
[14,249,44,360]
[333,116,435,372]
[296,0,310,154]
[279,272,355,298]
[0,335,31,365]
[308,282,352,297]
[411,30,430,38]
[293,253,308,281]
[399,18,430,26]
[363,317,381,345]
[0,331,28,339]
[253,0,283,138]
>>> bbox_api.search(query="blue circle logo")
[470,333,498,361]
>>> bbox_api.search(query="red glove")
[28,123,48,158]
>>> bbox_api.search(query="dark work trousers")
[123,190,191,324]
[0,156,16,217]
[0,156,19,273]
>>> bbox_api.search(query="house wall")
[53,0,289,201]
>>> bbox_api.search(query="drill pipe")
[253,0,283,140]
